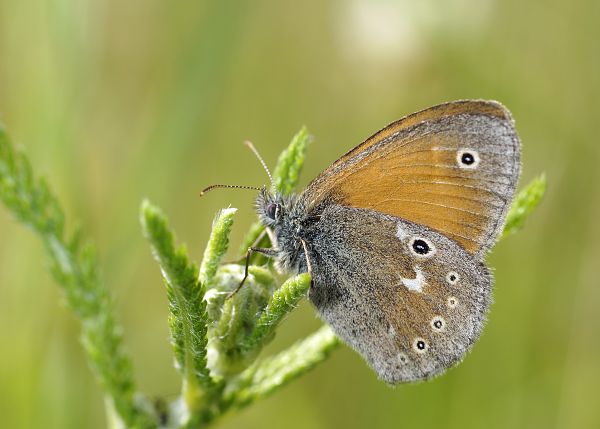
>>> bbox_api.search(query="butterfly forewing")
[303,100,520,256]
[305,204,491,383]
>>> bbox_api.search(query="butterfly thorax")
[255,188,315,274]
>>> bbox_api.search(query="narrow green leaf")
[199,207,237,286]
[205,264,278,377]
[140,200,214,412]
[0,126,154,428]
[502,174,547,238]
[241,273,311,353]
[272,126,311,195]
[226,326,340,408]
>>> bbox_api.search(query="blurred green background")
[1,0,598,428]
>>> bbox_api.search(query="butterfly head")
[256,188,286,228]
[255,187,308,273]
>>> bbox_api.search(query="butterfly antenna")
[244,140,273,186]
[200,184,262,197]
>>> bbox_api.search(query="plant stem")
[0,127,155,428]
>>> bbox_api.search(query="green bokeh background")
[0,1,598,428]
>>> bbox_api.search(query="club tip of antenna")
[199,184,217,197]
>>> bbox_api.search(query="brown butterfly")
[249,100,520,383]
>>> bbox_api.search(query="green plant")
[0,124,545,428]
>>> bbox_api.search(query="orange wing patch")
[302,100,520,256]
[323,100,513,176]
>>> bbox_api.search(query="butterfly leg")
[300,239,315,288]
[222,228,269,265]
[226,246,278,299]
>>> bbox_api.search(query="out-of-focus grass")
[0,1,599,429]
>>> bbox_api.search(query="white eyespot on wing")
[409,237,436,258]
[400,267,426,293]
[447,296,458,308]
[413,338,428,354]
[431,316,446,332]
[446,271,460,285]
[397,352,408,365]
[396,222,410,241]
[457,148,480,169]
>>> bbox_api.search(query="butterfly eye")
[266,203,279,220]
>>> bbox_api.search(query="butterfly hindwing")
[303,100,520,257]
[305,204,491,383]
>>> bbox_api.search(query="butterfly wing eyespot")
[447,296,459,309]
[430,316,446,332]
[409,237,436,258]
[301,100,521,257]
[413,338,428,354]
[306,206,492,384]
[457,149,480,169]
[446,271,460,285]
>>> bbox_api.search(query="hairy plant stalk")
[141,202,217,423]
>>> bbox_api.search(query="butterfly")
[243,100,520,383]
